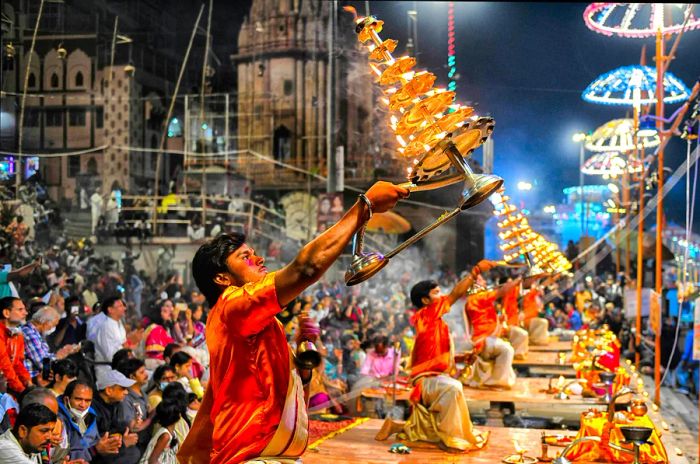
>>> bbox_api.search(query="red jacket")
[0,321,31,393]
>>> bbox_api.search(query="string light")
[447,2,457,95]
[584,3,700,38]
[582,65,690,106]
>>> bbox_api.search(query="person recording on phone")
[21,306,79,386]
[50,295,87,349]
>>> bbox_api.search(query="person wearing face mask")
[21,306,77,387]
[58,380,120,461]
[0,296,33,394]
[146,365,177,413]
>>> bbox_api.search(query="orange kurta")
[178,272,298,464]
[410,296,453,379]
[502,285,520,326]
[522,287,542,323]
[465,290,498,350]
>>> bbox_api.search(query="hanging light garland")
[447,2,457,93]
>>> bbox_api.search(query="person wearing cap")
[90,369,139,464]
[374,260,497,452]
[179,181,408,464]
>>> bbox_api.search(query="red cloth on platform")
[465,290,498,350]
[410,296,452,379]
[178,272,293,464]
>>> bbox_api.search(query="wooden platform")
[362,378,600,407]
[530,339,572,352]
[513,350,569,367]
[303,418,690,464]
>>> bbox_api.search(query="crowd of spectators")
[0,201,697,463]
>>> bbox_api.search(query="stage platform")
[530,339,572,352]
[303,418,690,464]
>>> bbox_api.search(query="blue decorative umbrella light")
[582,65,690,106]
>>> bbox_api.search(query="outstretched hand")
[364,181,410,214]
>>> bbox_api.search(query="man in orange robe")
[463,275,521,388]
[177,181,407,464]
[522,283,549,345]
[374,260,495,452]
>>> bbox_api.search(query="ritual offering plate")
[502,455,538,463]
[310,413,353,422]
[543,434,575,447]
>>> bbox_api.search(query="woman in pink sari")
[144,299,175,370]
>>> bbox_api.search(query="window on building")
[273,125,292,169]
[2,57,14,72]
[69,108,86,126]
[50,72,59,88]
[45,109,63,127]
[25,109,40,127]
[68,155,80,177]
[95,107,104,128]
[283,79,293,96]
[74,71,84,87]
[28,72,36,88]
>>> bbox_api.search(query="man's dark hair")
[169,351,192,369]
[100,295,123,317]
[373,334,389,347]
[191,233,246,306]
[410,280,439,309]
[155,400,182,428]
[65,380,93,399]
[13,403,56,432]
[115,357,145,379]
[110,348,133,370]
[52,359,78,380]
[0,296,20,316]
[164,343,181,361]
[152,364,176,383]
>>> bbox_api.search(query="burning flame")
[342,5,358,20]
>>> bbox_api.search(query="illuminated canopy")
[583,3,700,39]
[581,151,644,177]
[582,65,690,106]
[585,118,660,152]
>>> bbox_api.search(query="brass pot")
[629,399,648,417]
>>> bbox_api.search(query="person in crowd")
[22,306,77,385]
[160,383,190,446]
[496,275,529,358]
[521,281,549,346]
[185,393,200,424]
[0,258,40,298]
[115,358,150,463]
[169,352,203,399]
[143,300,175,370]
[0,296,33,393]
[6,215,30,248]
[90,296,142,371]
[147,365,177,412]
[58,380,120,461]
[139,401,181,464]
[374,260,496,452]
[111,348,135,371]
[90,369,139,464]
[0,403,56,463]
[48,359,78,397]
[50,295,87,349]
[179,181,407,463]
[20,387,70,464]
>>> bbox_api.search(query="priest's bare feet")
[374,418,404,441]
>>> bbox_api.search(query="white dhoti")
[404,375,488,451]
[463,336,516,388]
[508,326,529,357]
[528,317,549,345]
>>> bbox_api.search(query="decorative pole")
[653,15,664,408]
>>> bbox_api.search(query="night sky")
[176,1,700,228]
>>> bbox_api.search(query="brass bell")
[296,340,321,369]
